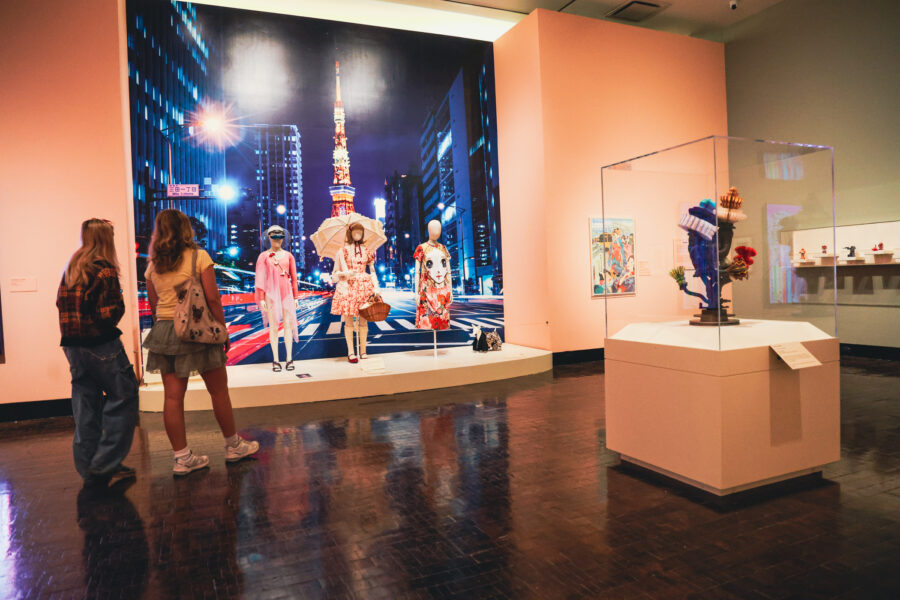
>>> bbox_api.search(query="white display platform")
[139,344,552,412]
[606,319,840,495]
[611,318,832,351]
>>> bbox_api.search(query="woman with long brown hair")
[57,218,139,486]
[144,209,257,476]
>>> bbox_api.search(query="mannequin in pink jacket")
[254,225,300,372]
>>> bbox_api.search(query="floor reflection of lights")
[0,482,14,599]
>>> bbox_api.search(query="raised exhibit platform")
[139,344,552,412]
[605,319,840,496]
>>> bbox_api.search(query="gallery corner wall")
[494,9,727,353]
[0,0,140,404]
[724,0,900,348]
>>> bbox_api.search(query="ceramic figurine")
[872,242,884,251]
[670,186,756,326]
[844,246,857,258]
[799,248,807,260]
[821,244,828,254]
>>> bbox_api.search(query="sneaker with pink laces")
[225,437,259,463]
[173,451,210,476]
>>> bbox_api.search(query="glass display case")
[599,136,841,495]
[599,135,837,351]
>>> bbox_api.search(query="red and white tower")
[329,61,355,217]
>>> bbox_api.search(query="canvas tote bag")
[173,249,228,344]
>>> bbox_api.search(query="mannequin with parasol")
[312,213,386,363]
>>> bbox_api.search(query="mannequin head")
[423,245,449,285]
[265,225,286,251]
[346,223,365,244]
[427,220,442,242]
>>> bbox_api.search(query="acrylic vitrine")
[599,136,840,495]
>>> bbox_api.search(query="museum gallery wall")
[126,0,504,367]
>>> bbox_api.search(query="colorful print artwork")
[591,217,636,297]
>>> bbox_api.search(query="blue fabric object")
[63,339,139,480]
[685,200,721,309]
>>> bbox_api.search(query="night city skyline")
[127,0,504,363]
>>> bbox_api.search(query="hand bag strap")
[191,248,199,279]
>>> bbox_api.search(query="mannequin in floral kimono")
[255,225,300,372]
[414,220,453,335]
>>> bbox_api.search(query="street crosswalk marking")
[478,318,506,327]
[459,317,499,329]
[326,321,343,335]
[300,323,319,337]
[451,320,475,331]
[395,319,416,330]
[373,320,393,331]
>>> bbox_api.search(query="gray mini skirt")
[143,320,226,378]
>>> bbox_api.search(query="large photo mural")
[127,0,503,366]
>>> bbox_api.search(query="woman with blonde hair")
[57,218,139,486]
[144,209,257,476]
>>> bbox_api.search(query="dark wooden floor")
[0,357,898,599]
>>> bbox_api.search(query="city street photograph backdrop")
[590,217,635,297]
[127,0,504,366]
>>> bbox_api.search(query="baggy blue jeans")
[63,339,139,480]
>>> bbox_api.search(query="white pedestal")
[865,251,894,264]
[818,254,837,266]
[140,344,551,412]
[605,320,840,495]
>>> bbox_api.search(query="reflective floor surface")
[0,358,898,599]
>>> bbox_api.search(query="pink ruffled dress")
[254,250,300,342]
[330,244,376,317]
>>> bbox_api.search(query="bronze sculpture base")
[690,308,740,327]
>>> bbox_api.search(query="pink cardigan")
[254,251,299,332]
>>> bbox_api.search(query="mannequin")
[255,225,300,372]
[330,223,379,363]
[414,220,453,356]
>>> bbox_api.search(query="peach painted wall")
[0,0,139,404]
[493,13,552,350]
[495,10,728,352]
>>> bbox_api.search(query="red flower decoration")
[734,245,757,266]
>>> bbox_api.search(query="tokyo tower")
[329,61,355,217]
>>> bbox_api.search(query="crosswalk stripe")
[451,320,475,331]
[300,323,318,337]
[395,319,416,330]
[373,320,393,331]
[326,321,343,335]
[479,318,505,327]
[459,317,497,329]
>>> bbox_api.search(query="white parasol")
[310,212,387,260]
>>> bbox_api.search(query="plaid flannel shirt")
[57,261,125,347]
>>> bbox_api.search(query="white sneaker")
[225,437,259,463]
[173,451,210,476]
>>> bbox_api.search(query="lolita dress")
[330,244,376,317]
[414,242,452,330]
[254,250,300,342]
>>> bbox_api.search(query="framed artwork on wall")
[590,217,635,297]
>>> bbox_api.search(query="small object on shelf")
[872,242,884,251]
[843,257,866,265]
[799,248,806,260]
[844,245,857,258]
[821,244,828,254]
[818,255,837,266]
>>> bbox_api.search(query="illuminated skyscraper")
[126,0,226,252]
[251,125,305,269]
[329,61,355,217]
